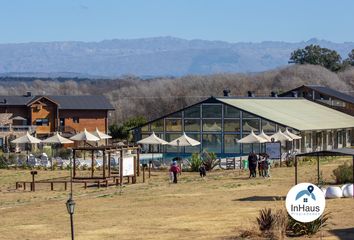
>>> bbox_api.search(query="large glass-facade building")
[133,97,354,158]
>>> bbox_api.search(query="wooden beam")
[120,149,123,186]
[103,150,106,179]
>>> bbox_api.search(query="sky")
[0,0,354,44]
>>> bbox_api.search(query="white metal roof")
[217,98,354,131]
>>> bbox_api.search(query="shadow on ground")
[329,228,354,240]
[233,196,285,201]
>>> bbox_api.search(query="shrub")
[57,148,72,159]
[287,212,330,237]
[257,208,275,231]
[256,208,288,239]
[189,153,202,172]
[201,151,220,171]
[0,156,8,168]
[332,162,353,184]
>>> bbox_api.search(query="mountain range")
[0,37,354,77]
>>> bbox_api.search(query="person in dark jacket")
[199,164,206,178]
[169,161,181,183]
[248,152,258,178]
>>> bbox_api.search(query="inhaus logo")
[285,183,325,223]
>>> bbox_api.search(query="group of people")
[247,152,270,178]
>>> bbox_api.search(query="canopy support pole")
[295,156,298,185]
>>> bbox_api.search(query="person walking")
[169,160,181,183]
[199,164,206,178]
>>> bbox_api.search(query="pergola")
[72,145,140,185]
[295,148,354,186]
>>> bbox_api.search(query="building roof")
[296,148,354,157]
[0,95,114,110]
[279,85,354,104]
[217,98,354,131]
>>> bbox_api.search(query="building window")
[202,134,222,153]
[202,119,222,132]
[184,119,200,132]
[242,111,257,118]
[73,117,79,124]
[185,133,201,153]
[165,119,182,132]
[202,104,222,118]
[261,120,276,132]
[167,111,182,118]
[184,105,200,118]
[305,132,312,148]
[224,134,241,153]
[224,119,240,132]
[60,118,65,126]
[242,119,260,132]
[141,124,150,132]
[151,119,164,132]
[224,105,240,118]
[165,133,181,152]
[35,118,49,126]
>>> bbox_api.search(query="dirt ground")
[0,157,353,240]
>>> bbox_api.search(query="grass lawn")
[0,157,353,240]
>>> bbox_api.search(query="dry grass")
[0,157,353,240]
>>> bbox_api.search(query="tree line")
[290,44,354,72]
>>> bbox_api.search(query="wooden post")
[119,149,123,186]
[51,182,54,191]
[31,174,35,192]
[73,150,76,178]
[24,182,26,190]
[233,157,236,170]
[137,148,140,176]
[295,156,298,185]
[91,150,94,178]
[108,152,111,178]
[15,182,18,190]
[133,156,137,184]
[64,182,67,191]
[84,182,87,189]
[103,150,106,179]
[143,165,146,183]
[148,161,151,178]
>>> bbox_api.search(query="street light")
[66,148,75,240]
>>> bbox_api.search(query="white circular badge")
[285,183,325,223]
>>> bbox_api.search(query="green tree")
[109,116,147,140]
[343,49,354,67]
[290,45,342,72]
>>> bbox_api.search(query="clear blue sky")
[1,0,353,43]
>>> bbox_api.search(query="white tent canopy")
[42,132,74,144]
[258,130,272,142]
[11,132,41,144]
[270,129,293,142]
[237,130,268,144]
[70,128,100,142]
[137,132,168,145]
[283,128,302,140]
[92,127,112,140]
[168,132,201,147]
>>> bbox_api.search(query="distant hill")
[0,37,354,77]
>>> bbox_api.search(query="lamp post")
[66,149,75,240]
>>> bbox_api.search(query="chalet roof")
[279,85,354,104]
[0,95,114,110]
